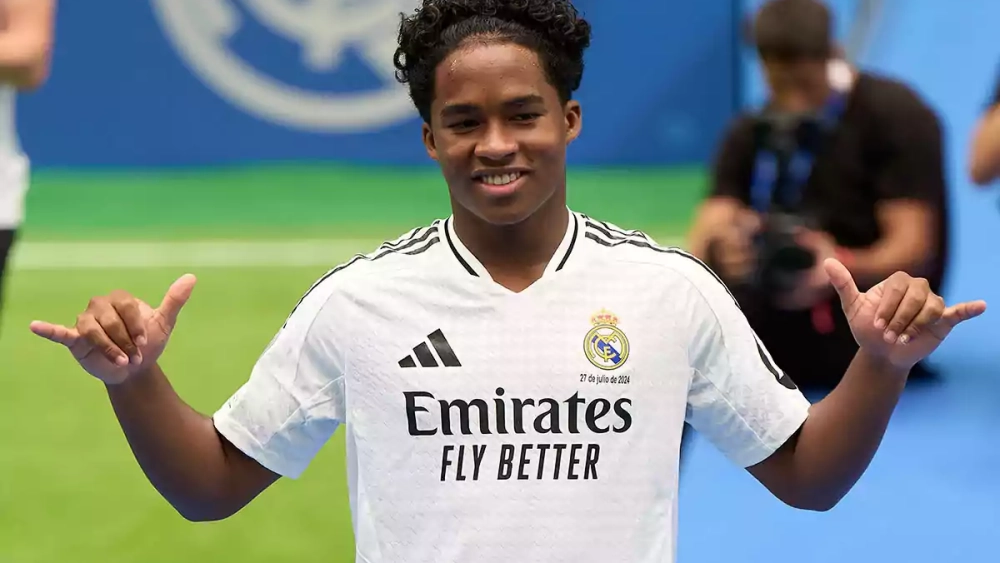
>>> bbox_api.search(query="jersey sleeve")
[212,277,346,480]
[677,255,812,468]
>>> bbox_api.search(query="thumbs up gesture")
[29,274,198,385]
[824,259,986,370]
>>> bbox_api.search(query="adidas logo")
[399,329,462,368]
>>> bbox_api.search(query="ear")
[564,100,582,145]
[422,121,439,161]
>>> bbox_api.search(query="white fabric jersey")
[0,86,29,229]
[214,209,811,563]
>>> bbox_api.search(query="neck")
[452,193,569,277]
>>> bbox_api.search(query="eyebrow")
[440,95,546,118]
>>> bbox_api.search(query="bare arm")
[747,350,906,511]
[846,199,936,289]
[685,196,744,260]
[686,116,756,260]
[107,364,280,522]
[843,91,945,288]
[969,105,1000,186]
[30,276,282,523]
[0,0,55,89]
[748,265,984,511]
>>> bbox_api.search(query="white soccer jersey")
[213,209,812,563]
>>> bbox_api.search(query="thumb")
[824,258,860,306]
[157,274,197,327]
[941,300,987,328]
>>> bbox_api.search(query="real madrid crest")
[584,309,629,370]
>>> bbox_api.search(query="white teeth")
[482,172,521,186]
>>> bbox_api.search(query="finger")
[720,229,750,254]
[737,210,762,235]
[29,321,80,347]
[882,282,928,343]
[110,290,147,348]
[872,273,910,331]
[941,300,988,328]
[77,314,129,366]
[95,308,141,364]
[823,258,860,306]
[157,274,197,327]
[898,295,945,344]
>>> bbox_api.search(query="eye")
[511,113,541,122]
[447,119,480,131]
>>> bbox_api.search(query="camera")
[748,110,830,297]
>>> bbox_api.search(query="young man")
[0,0,55,326]
[687,0,949,390]
[30,1,984,561]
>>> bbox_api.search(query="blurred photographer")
[969,65,1000,186]
[687,0,947,390]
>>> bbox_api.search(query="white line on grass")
[10,237,683,270]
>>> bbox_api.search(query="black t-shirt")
[710,71,948,293]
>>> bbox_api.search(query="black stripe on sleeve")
[404,237,439,256]
[281,223,441,328]
[586,220,652,243]
[583,230,740,308]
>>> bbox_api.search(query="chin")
[473,203,534,227]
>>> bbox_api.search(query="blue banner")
[17,0,739,167]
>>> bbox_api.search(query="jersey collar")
[444,208,581,279]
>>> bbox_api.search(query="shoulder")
[281,220,448,325]
[856,72,941,125]
[577,214,734,301]
[324,220,446,282]
[717,113,756,148]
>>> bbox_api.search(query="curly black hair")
[393,0,592,124]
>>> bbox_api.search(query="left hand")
[775,229,838,310]
[825,258,987,370]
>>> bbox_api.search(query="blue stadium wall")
[15,0,741,168]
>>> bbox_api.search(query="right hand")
[30,274,197,385]
[711,209,761,282]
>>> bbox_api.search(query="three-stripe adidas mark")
[399,329,462,368]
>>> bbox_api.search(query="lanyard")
[749,92,848,213]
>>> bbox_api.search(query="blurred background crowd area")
[1,1,998,562]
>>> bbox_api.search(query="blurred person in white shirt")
[0,0,54,326]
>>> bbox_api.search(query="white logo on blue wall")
[150,0,421,133]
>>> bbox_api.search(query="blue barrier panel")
[17,0,739,167]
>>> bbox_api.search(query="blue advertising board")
[17,0,740,167]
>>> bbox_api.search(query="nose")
[474,122,517,162]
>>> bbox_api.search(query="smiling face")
[421,40,582,227]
